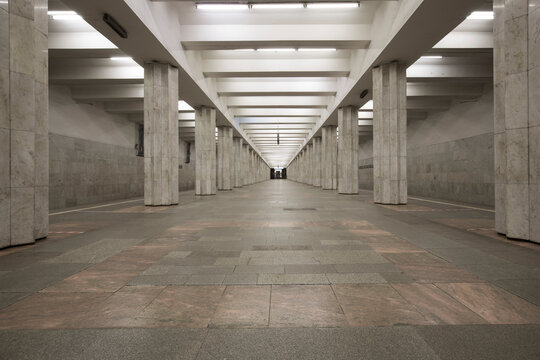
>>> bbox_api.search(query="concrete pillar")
[242,144,250,186]
[322,126,338,190]
[372,62,407,205]
[306,144,313,185]
[1,0,49,248]
[195,107,216,195]
[233,138,243,187]
[144,63,179,206]
[337,106,359,194]
[493,0,539,243]
[217,126,233,191]
[313,137,322,187]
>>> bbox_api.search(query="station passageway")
[0,180,539,359]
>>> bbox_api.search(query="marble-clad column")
[233,138,243,187]
[217,126,233,191]
[1,0,49,248]
[338,106,359,194]
[242,144,250,186]
[494,0,539,243]
[372,62,407,205]
[195,107,216,195]
[144,63,179,206]
[322,126,337,190]
[313,137,322,187]
[306,144,313,185]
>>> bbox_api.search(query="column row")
[0,0,49,248]
[288,62,406,206]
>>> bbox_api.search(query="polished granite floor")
[1,180,539,359]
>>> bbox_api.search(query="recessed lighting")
[196,3,249,10]
[252,3,304,9]
[48,11,82,20]
[257,48,296,52]
[420,55,443,60]
[298,48,337,52]
[306,2,359,9]
[467,11,494,20]
[110,57,134,61]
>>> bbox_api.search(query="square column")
[217,126,233,191]
[195,107,216,195]
[338,106,359,194]
[242,144,250,186]
[372,62,407,205]
[144,63,179,206]
[1,0,49,248]
[233,138,243,188]
[493,0,539,242]
[322,126,337,190]
[306,144,313,185]
[313,137,322,187]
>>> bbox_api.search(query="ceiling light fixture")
[110,57,134,61]
[257,48,296,52]
[48,10,82,20]
[467,11,494,20]
[252,3,304,9]
[196,3,249,10]
[420,55,443,60]
[298,48,337,52]
[306,2,359,9]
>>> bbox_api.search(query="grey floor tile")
[326,273,387,284]
[257,273,329,285]
[223,273,258,285]
[128,275,188,286]
[416,324,540,360]
[0,263,89,292]
[284,264,336,274]
[197,327,440,360]
[494,278,540,306]
[234,265,284,274]
[187,274,225,285]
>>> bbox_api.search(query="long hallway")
[0,180,539,359]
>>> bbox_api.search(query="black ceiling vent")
[103,13,128,39]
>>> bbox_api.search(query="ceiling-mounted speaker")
[103,13,128,39]
[360,89,369,99]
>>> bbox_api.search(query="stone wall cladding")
[49,134,143,210]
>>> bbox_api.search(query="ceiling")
[50,0,493,168]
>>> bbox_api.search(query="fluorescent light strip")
[110,57,133,61]
[467,11,494,20]
[257,48,296,52]
[420,55,443,60]
[252,3,304,9]
[298,48,337,52]
[48,10,82,20]
[48,11,77,15]
[196,3,249,10]
[306,2,359,9]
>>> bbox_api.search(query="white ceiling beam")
[50,64,144,84]
[434,31,493,50]
[226,96,332,108]
[181,24,371,50]
[233,108,322,117]
[236,117,318,124]
[203,59,350,77]
[241,124,314,130]
[217,79,338,96]
[407,63,493,81]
